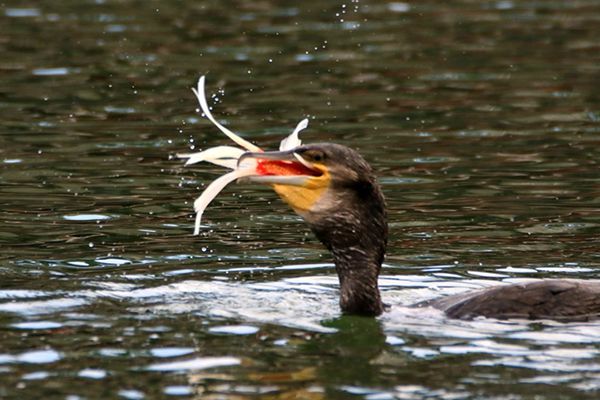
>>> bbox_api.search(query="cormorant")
[237,144,600,320]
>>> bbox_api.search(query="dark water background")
[2,0,600,398]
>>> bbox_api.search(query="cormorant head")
[240,143,388,316]
[240,143,379,216]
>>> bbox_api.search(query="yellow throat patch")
[271,165,330,214]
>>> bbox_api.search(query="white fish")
[178,76,309,234]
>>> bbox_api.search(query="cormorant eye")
[308,150,325,162]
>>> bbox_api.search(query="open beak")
[238,149,322,187]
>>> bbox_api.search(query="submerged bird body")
[421,279,600,321]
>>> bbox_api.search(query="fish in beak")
[177,76,326,234]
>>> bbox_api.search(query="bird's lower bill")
[245,157,330,214]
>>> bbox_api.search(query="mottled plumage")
[241,143,600,320]
[419,279,600,321]
[295,144,387,315]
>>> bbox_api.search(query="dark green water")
[2,0,600,398]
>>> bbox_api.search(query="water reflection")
[317,316,387,397]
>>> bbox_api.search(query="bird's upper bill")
[178,76,328,235]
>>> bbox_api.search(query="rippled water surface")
[2,0,600,398]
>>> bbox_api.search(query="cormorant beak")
[237,149,330,216]
[238,149,323,187]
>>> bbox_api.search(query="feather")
[280,118,308,151]
[192,168,259,235]
[182,77,313,234]
[192,76,262,153]
[178,146,245,169]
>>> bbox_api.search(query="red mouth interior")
[256,160,321,177]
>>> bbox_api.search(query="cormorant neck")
[331,246,385,316]
[307,179,387,316]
